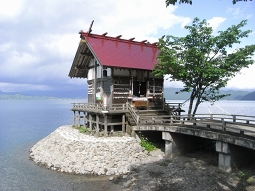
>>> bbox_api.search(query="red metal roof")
[80,32,159,70]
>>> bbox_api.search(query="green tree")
[165,0,252,6]
[153,18,255,115]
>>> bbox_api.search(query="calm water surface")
[0,99,255,190]
[0,100,120,191]
[169,100,255,116]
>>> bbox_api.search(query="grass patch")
[140,136,157,152]
[239,170,252,182]
[72,125,90,134]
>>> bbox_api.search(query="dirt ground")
[112,149,255,191]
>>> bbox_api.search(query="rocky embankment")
[30,125,255,191]
[29,125,161,176]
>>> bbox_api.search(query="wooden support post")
[222,121,226,131]
[89,113,92,130]
[95,114,99,137]
[233,115,236,122]
[193,118,196,126]
[181,118,185,126]
[104,114,108,137]
[78,111,80,127]
[73,111,76,126]
[122,114,125,132]
[83,112,86,127]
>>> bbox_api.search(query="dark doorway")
[133,81,146,97]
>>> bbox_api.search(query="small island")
[29,125,163,175]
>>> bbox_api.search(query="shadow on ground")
[112,149,255,191]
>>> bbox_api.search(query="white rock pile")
[29,125,149,175]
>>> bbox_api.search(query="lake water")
[0,99,254,190]
[168,100,255,116]
[0,100,121,191]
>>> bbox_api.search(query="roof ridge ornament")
[102,32,108,36]
[87,20,94,35]
[116,35,122,39]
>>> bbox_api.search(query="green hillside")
[240,91,255,100]
[164,88,251,100]
[0,94,57,100]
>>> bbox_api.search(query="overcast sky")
[0,0,255,93]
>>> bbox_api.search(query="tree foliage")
[165,0,252,6]
[153,18,255,115]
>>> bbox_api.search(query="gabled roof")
[69,31,159,78]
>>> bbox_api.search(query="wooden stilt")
[83,112,86,127]
[122,114,125,132]
[104,114,108,136]
[89,113,92,130]
[78,111,80,127]
[73,111,76,126]
[96,114,99,137]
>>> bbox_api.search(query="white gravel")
[29,125,163,176]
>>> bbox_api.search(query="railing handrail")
[71,103,127,112]
[126,102,139,124]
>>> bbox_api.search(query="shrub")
[140,136,157,152]
[72,125,90,133]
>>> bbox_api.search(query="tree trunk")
[193,87,205,115]
[193,97,200,115]
[188,97,193,116]
[188,89,196,119]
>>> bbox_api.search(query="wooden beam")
[80,52,93,56]
[75,66,89,70]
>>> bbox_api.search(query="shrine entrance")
[133,81,146,97]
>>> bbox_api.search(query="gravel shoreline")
[29,125,163,176]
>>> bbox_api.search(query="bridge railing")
[164,102,183,114]
[185,114,255,136]
[187,114,255,125]
[137,113,255,135]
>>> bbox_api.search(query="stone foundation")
[29,125,149,175]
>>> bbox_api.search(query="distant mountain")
[164,87,251,100]
[1,87,254,100]
[0,88,88,100]
[240,91,255,100]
